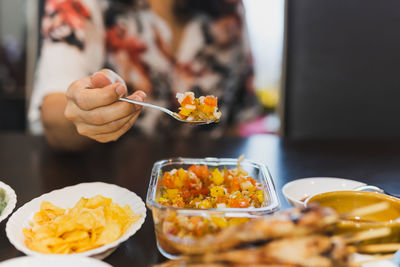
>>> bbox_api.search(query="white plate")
[0,256,112,267]
[282,177,366,207]
[6,182,146,259]
[0,181,17,223]
[352,253,398,267]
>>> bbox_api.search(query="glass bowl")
[146,157,280,259]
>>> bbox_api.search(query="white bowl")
[0,181,17,223]
[0,256,112,267]
[282,177,366,207]
[6,182,146,259]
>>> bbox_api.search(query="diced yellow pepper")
[174,177,184,188]
[212,169,224,185]
[172,196,183,204]
[178,168,188,180]
[211,217,228,228]
[203,104,215,114]
[158,197,169,204]
[199,200,212,208]
[256,190,264,203]
[247,185,255,193]
[166,189,180,199]
[179,108,192,116]
[210,186,225,198]
[232,191,243,199]
[173,171,185,188]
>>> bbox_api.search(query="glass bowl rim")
[146,157,280,216]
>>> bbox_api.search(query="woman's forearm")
[40,93,94,151]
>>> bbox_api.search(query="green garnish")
[0,188,7,215]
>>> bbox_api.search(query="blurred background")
[0,0,28,131]
[0,0,284,134]
[3,0,400,140]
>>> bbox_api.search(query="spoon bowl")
[120,97,215,125]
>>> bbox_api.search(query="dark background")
[283,0,400,140]
[0,0,29,131]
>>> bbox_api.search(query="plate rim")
[0,181,17,223]
[5,182,146,258]
[0,255,113,267]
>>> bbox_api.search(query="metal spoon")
[354,185,400,223]
[119,97,215,125]
[354,185,400,198]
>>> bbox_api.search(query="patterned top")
[29,0,260,137]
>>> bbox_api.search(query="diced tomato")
[216,196,227,203]
[189,189,200,197]
[229,176,241,192]
[181,189,191,200]
[199,187,210,195]
[202,178,212,188]
[204,96,218,106]
[184,179,193,189]
[188,165,210,180]
[162,173,175,188]
[175,200,185,207]
[199,165,210,179]
[181,95,195,106]
[188,165,200,176]
[189,187,210,197]
[249,177,257,186]
[229,198,249,208]
[224,170,232,180]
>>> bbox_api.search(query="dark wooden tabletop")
[1,132,400,266]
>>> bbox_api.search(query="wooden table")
[0,132,400,266]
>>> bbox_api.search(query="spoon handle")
[355,185,400,198]
[119,97,174,116]
[354,185,384,193]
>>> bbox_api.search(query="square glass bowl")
[146,157,280,259]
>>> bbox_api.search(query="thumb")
[90,69,126,88]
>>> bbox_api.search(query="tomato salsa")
[176,92,222,123]
[157,164,265,209]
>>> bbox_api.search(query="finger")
[68,82,127,111]
[92,113,140,143]
[91,69,126,88]
[130,90,147,101]
[67,76,91,91]
[64,99,87,123]
[90,72,112,88]
[75,113,134,136]
[77,92,144,125]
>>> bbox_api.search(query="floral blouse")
[29,0,260,137]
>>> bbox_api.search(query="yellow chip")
[23,195,140,254]
[85,195,112,209]
[95,220,121,247]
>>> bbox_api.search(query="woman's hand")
[64,69,146,143]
